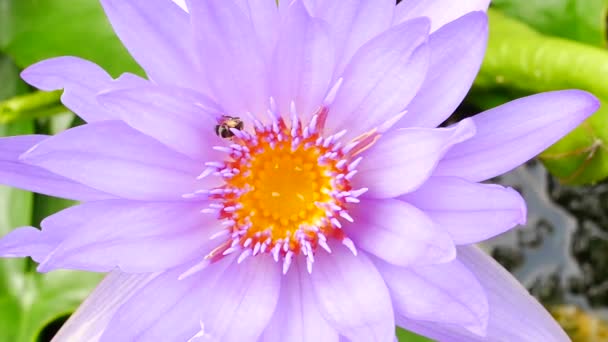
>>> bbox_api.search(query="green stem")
[0,105,67,124]
[0,91,61,113]
[0,91,66,124]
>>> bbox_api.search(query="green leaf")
[0,54,102,342]
[491,0,608,47]
[0,54,29,100]
[0,0,142,77]
[396,327,434,342]
[476,11,608,99]
[472,10,608,184]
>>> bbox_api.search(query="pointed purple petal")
[271,1,334,121]
[20,57,145,123]
[0,227,54,261]
[325,18,430,139]
[398,11,488,128]
[304,0,395,77]
[346,199,455,266]
[394,0,490,32]
[234,0,279,65]
[100,261,231,342]
[102,257,281,342]
[262,258,339,342]
[457,245,568,340]
[401,177,526,244]
[188,0,271,116]
[435,90,600,182]
[375,257,489,336]
[100,0,203,91]
[98,86,221,160]
[0,135,112,200]
[100,259,231,341]
[397,246,569,341]
[1,200,217,273]
[20,121,205,201]
[54,271,160,342]
[355,118,475,199]
[310,246,395,341]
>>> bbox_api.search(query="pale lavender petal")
[0,135,112,201]
[98,86,221,160]
[54,271,160,342]
[376,257,488,336]
[435,90,600,182]
[1,200,216,273]
[458,245,568,340]
[401,177,526,244]
[0,227,55,261]
[100,0,203,90]
[20,57,136,122]
[169,257,281,342]
[355,118,475,199]
[311,245,395,342]
[397,246,569,341]
[271,1,334,120]
[261,258,339,342]
[325,18,430,140]
[234,0,279,64]
[40,233,208,274]
[101,256,281,342]
[303,0,395,77]
[100,258,231,342]
[188,0,270,116]
[100,260,231,342]
[397,12,488,128]
[346,199,455,266]
[20,121,205,201]
[394,0,490,32]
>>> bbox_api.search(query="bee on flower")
[215,115,245,139]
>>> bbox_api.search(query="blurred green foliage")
[0,0,142,77]
[492,0,607,46]
[0,0,607,341]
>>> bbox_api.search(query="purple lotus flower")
[0,0,599,341]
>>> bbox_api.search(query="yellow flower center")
[241,142,332,233]
[196,108,375,274]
